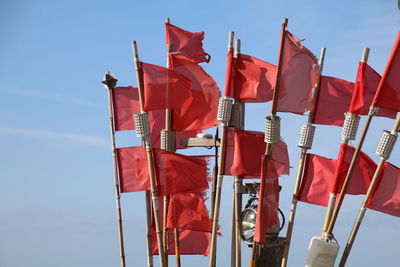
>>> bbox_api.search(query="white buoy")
[305,236,339,267]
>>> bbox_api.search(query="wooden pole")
[132,41,167,267]
[103,73,127,267]
[249,18,288,267]
[320,48,370,237]
[324,50,375,239]
[208,31,235,267]
[210,127,219,220]
[339,115,400,266]
[145,190,154,267]
[280,47,326,267]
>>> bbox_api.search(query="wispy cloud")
[0,127,109,148]
[0,87,101,108]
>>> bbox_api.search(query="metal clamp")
[133,112,151,138]
[264,116,281,144]
[375,130,397,159]
[341,112,360,141]
[217,97,233,124]
[229,103,243,128]
[298,123,316,149]
[160,130,176,152]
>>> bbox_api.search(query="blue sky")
[0,1,399,266]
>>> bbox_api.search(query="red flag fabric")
[170,56,220,131]
[277,31,319,114]
[167,191,212,232]
[224,128,290,178]
[312,76,354,126]
[349,62,396,118]
[372,32,400,112]
[298,145,377,206]
[368,162,400,217]
[111,86,197,149]
[116,146,209,195]
[141,62,192,112]
[253,157,280,244]
[152,229,210,255]
[229,53,276,103]
[166,22,210,63]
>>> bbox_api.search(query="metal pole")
[132,41,167,267]
[325,48,374,239]
[280,47,326,267]
[250,18,288,267]
[208,31,235,267]
[339,115,400,266]
[103,73,126,267]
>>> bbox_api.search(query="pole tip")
[165,17,170,24]
[361,47,370,62]
[102,72,118,89]
[283,18,288,25]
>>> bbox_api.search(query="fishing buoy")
[305,236,339,267]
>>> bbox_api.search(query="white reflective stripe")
[356,208,366,223]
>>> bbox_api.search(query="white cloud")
[0,127,109,148]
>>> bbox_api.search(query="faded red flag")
[224,128,290,178]
[372,32,400,112]
[141,62,192,112]
[166,22,210,63]
[167,190,212,232]
[368,162,400,217]
[277,31,319,114]
[229,53,276,103]
[349,62,396,118]
[253,157,280,244]
[298,145,377,206]
[312,76,354,126]
[170,56,220,131]
[111,86,197,148]
[116,146,209,195]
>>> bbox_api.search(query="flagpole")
[234,39,244,267]
[132,41,167,267]
[339,114,400,266]
[249,17,288,267]
[145,190,154,267]
[280,47,326,267]
[208,31,235,267]
[102,73,127,267]
[210,127,219,220]
[319,48,370,238]
[324,56,377,240]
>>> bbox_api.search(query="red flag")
[298,145,377,206]
[229,53,276,103]
[224,128,290,178]
[152,229,210,255]
[277,31,319,114]
[170,56,220,131]
[254,158,280,244]
[141,62,192,112]
[349,62,396,118]
[372,32,400,112]
[167,191,212,232]
[116,146,209,195]
[368,162,400,217]
[166,22,210,63]
[111,86,197,148]
[312,76,354,126]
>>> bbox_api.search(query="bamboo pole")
[339,114,400,266]
[320,48,370,237]
[145,190,154,267]
[324,55,377,240]
[280,47,326,267]
[173,229,181,267]
[249,18,288,267]
[208,31,235,267]
[132,41,166,267]
[211,127,219,220]
[103,73,127,267]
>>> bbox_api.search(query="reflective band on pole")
[264,115,281,144]
[133,112,151,137]
[298,123,316,149]
[341,112,361,141]
[161,129,176,152]
[375,130,397,160]
[217,97,233,124]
